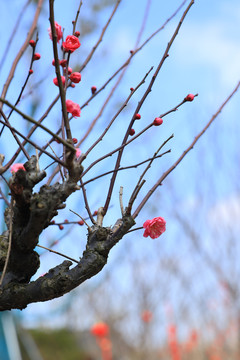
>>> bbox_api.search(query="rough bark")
[0,155,135,311]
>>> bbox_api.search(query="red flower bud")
[52,59,55,66]
[29,40,36,47]
[59,225,64,230]
[59,59,67,67]
[29,69,33,75]
[33,53,41,60]
[53,76,66,87]
[74,31,80,37]
[67,67,72,74]
[153,117,163,126]
[72,138,78,144]
[93,210,98,216]
[78,220,84,226]
[129,128,135,136]
[130,87,134,91]
[70,72,81,83]
[134,113,141,120]
[91,86,97,94]
[185,93,194,102]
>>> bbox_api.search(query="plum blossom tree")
[0,0,239,311]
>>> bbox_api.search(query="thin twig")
[0,98,76,152]
[37,244,78,264]
[0,0,32,76]
[0,0,44,111]
[102,0,194,216]
[49,0,72,141]
[6,33,39,122]
[69,209,91,232]
[79,0,122,73]
[134,0,152,49]
[127,226,143,233]
[119,186,124,216]
[79,177,96,225]
[37,1,185,155]
[48,143,64,181]
[72,0,83,34]
[83,67,153,158]
[0,118,66,174]
[77,0,151,148]
[160,93,198,118]
[0,109,30,160]
[78,70,127,148]
[81,150,171,187]
[126,134,174,214]
[82,122,153,177]
[132,80,240,218]
[78,0,187,113]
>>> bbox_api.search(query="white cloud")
[208,193,240,230]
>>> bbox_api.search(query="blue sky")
[0,0,240,333]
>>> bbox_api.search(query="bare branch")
[102,0,195,216]
[0,0,44,110]
[132,80,240,218]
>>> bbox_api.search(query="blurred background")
[0,0,240,358]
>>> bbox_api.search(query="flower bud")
[59,59,67,67]
[53,76,65,87]
[70,72,81,83]
[33,53,41,60]
[29,40,36,47]
[185,94,194,102]
[153,117,163,126]
[91,86,97,94]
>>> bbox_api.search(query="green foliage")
[92,0,116,12]
[23,328,88,360]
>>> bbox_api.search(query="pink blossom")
[62,35,81,53]
[48,22,63,43]
[143,216,166,239]
[75,148,81,158]
[66,99,81,118]
[90,322,109,337]
[10,163,26,173]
